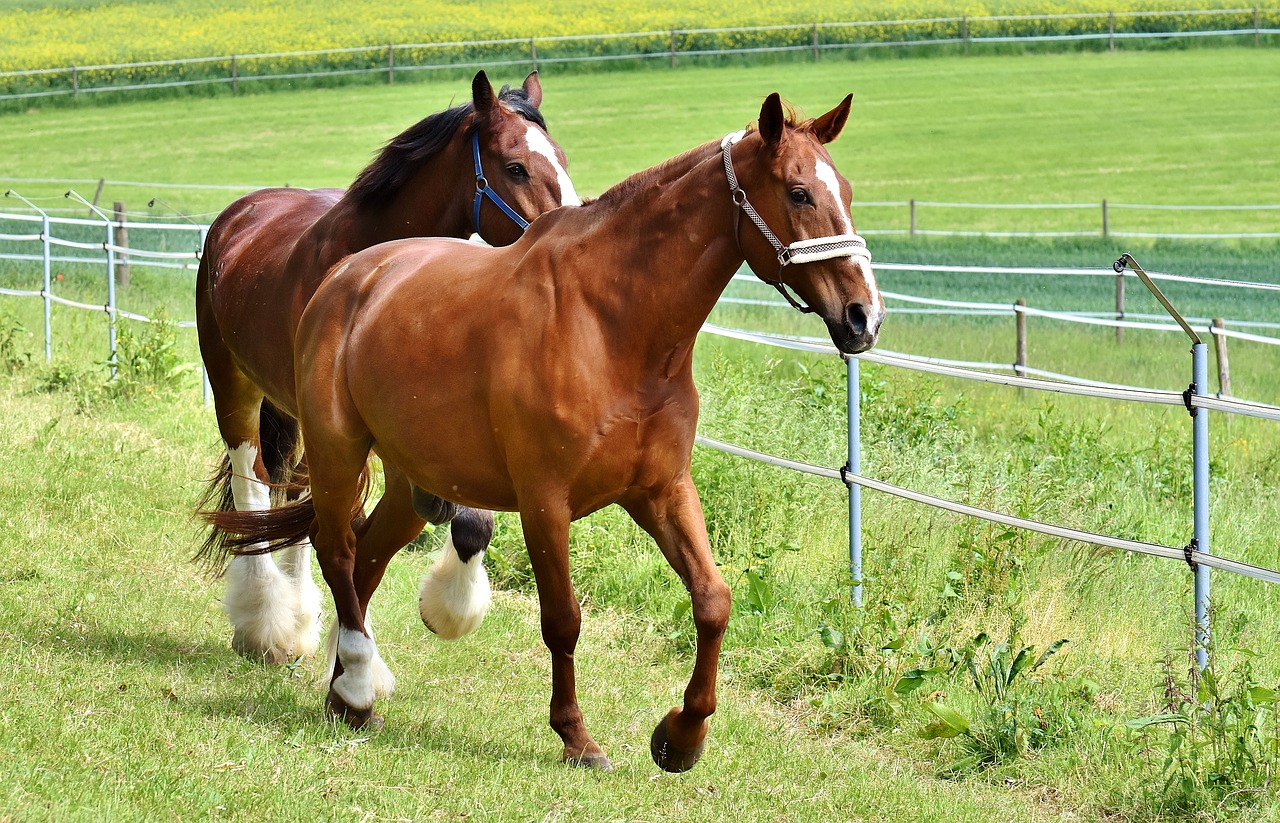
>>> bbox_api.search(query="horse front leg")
[624,473,731,773]
[519,504,611,771]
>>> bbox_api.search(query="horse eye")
[790,188,811,205]
[507,163,528,179]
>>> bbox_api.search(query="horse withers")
[212,91,882,772]
[196,71,577,670]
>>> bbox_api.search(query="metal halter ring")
[471,131,530,234]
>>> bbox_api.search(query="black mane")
[347,84,548,208]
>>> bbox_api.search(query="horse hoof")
[325,692,384,731]
[650,716,705,773]
[564,750,613,772]
[231,632,292,666]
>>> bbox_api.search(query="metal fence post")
[1116,252,1213,671]
[1192,342,1211,670]
[106,220,118,377]
[7,191,54,362]
[42,212,52,363]
[846,354,863,607]
[1115,270,1125,344]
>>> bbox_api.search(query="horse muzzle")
[826,298,883,354]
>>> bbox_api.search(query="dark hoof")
[325,692,384,731]
[564,750,613,772]
[650,717,705,773]
[411,485,459,525]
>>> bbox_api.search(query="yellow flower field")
[0,0,1256,73]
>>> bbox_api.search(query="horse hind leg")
[418,505,495,640]
[223,441,306,664]
[274,450,323,659]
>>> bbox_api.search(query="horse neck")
[590,143,746,354]
[321,139,471,254]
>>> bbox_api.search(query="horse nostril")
[846,302,869,335]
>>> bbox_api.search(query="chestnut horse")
[212,92,882,772]
[196,71,577,670]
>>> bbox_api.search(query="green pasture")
[2,49,1279,820]
[2,48,1279,232]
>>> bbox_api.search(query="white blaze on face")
[814,159,883,330]
[524,125,580,207]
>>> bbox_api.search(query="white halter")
[721,130,870,312]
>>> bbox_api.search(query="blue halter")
[472,131,529,234]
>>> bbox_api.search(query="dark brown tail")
[193,399,303,572]
[200,462,372,559]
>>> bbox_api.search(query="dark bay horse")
[196,71,577,672]
[212,92,882,772]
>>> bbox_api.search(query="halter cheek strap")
[472,132,530,234]
[721,130,871,313]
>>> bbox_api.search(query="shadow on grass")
[8,617,556,766]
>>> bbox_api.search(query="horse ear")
[758,93,785,146]
[809,94,853,145]
[472,70,497,124]
[522,71,543,108]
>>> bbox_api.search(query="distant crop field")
[0,0,1261,71]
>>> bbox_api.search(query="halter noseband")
[721,130,871,314]
[472,131,530,234]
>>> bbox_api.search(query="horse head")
[725,93,884,354]
[470,70,579,246]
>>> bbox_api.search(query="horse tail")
[193,399,304,572]
[201,462,372,558]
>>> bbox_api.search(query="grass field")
[3,48,1279,234]
[2,48,1279,821]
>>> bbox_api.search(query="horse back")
[197,187,344,410]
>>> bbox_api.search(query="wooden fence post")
[388,44,395,83]
[231,55,238,92]
[1015,298,1027,385]
[113,201,130,288]
[1115,270,1125,344]
[962,15,969,55]
[909,199,917,237]
[1213,318,1231,396]
[1102,198,1109,237]
[72,66,78,95]
[812,23,820,62]
[1109,12,1116,52]
[530,38,538,72]
[670,31,677,68]
[1256,7,1262,47]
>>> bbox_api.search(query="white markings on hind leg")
[418,529,492,640]
[276,538,323,658]
[223,442,310,663]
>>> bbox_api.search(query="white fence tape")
[693,434,1280,586]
